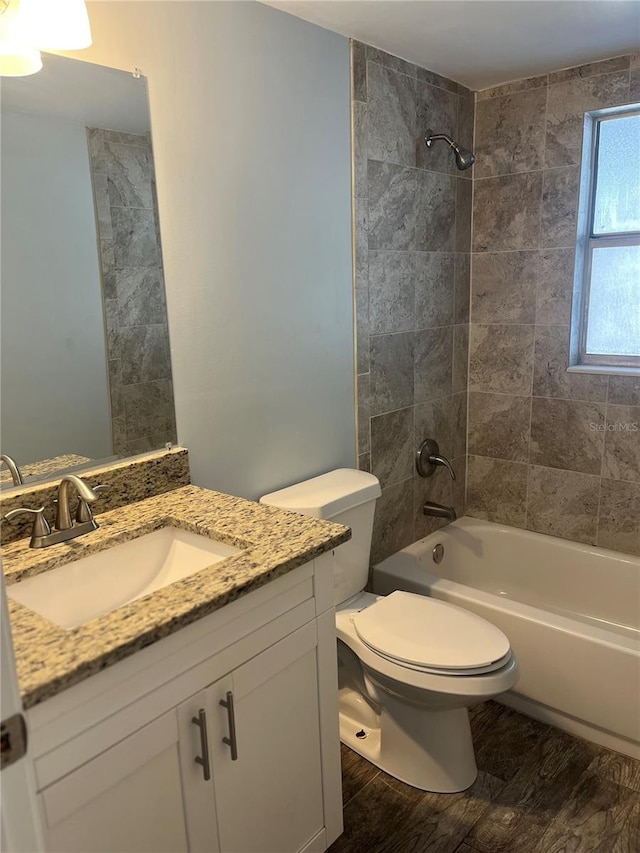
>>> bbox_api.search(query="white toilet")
[261,468,519,793]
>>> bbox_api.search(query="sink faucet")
[4,475,102,548]
[423,501,457,522]
[1,454,24,486]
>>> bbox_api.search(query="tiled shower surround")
[467,53,640,557]
[352,44,640,562]
[351,41,473,564]
[88,129,177,457]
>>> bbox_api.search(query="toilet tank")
[260,469,381,606]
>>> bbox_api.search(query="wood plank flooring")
[329,702,640,853]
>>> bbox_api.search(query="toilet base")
[339,689,478,793]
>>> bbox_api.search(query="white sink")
[7,527,242,630]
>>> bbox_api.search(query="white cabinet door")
[39,712,188,853]
[210,621,325,853]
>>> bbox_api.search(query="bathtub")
[373,517,640,758]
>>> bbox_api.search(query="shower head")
[424,132,475,171]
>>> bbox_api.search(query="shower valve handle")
[416,439,456,480]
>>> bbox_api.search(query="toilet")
[261,468,519,793]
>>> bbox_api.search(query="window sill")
[567,365,640,377]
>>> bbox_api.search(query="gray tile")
[369,251,415,333]
[87,127,106,175]
[548,55,630,85]
[414,252,455,329]
[453,324,469,394]
[367,62,417,167]
[99,239,117,300]
[92,172,113,241]
[357,373,370,455]
[104,298,121,358]
[353,101,369,199]
[466,455,528,525]
[451,452,467,516]
[603,405,640,482]
[417,82,459,174]
[473,172,542,252]
[608,375,640,406]
[368,162,420,251]
[120,325,172,385]
[540,166,580,248]
[366,46,417,78]
[357,453,371,473]
[476,74,548,100]
[111,207,160,269]
[456,177,472,252]
[598,479,640,557]
[471,251,538,324]
[371,477,414,564]
[415,395,454,459]
[457,91,476,170]
[530,397,605,474]
[370,332,414,415]
[631,68,640,102]
[454,253,471,324]
[416,65,458,92]
[526,465,600,544]
[533,325,608,401]
[475,87,547,178]
[545,72,631,167]
[414,326,453,403]
[370,407,414,488]
[105,139,154,209]
[355,195,368,290]
[468,392,531,462]
[116,268,167,327]
[122,380,176,442]
[452,391,468,460]
[469,324,535,395]
[536,248,576,325]
[356,287,370,375]
[351,40,367,102]
[112,416,127,456]
[420,169,456,252]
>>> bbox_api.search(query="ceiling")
[263,0,640,90]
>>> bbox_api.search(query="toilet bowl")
[261,469,519,793]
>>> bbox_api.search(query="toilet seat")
[352,591,511,676]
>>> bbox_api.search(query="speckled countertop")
[3,485,350,709]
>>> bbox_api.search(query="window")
[573,108,640,371]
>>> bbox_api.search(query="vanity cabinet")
[28,556,341,853]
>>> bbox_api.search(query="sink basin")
[7,527,242,630]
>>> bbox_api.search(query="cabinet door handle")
[219,691,238,761]
[191,708,211,781]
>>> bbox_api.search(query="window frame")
[576,106,640,371]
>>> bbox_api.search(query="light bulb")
[15,0,92,50]
[0,0,42,77]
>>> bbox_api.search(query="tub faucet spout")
[423,501,457,522]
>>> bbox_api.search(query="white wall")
[0,111,112,463]
[77,1,355,499]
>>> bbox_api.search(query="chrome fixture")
[423,502,457,522]
[416,439,456,480]
[3,474,103,548]
[432,543,445,564]
[0,453,24,486]
[424,131,475,170]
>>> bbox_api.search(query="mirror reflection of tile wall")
[88,129,177,456]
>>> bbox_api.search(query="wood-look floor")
[329,701,640,853]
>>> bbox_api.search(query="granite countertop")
[3,485,350,709]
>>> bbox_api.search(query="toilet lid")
[352,591,511,672]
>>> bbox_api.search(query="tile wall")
[468,53,640,556]
[88,129,178,456]
[351,41,474,564]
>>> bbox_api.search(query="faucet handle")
[416,439,456,481]
[4,507,52,546]
[76,485,107,523]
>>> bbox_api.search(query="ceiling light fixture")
[0,0,91,77]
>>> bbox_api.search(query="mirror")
[0,55,177,489]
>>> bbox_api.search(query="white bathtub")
[373,517,640,758]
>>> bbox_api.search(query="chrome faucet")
[0,454,24,486]
[4,475,103,548]
[423,501,457,522]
